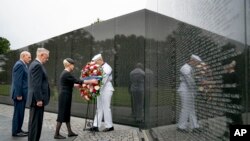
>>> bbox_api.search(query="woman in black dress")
[54,58,97,139]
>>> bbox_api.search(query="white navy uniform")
[93,62,114,128]
[177,63,199,130]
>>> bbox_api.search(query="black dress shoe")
[86,126,99,132]
[21,130,29,134]
[68,132,78,137]
[54,134,66,139]
[103,127,114,132]
[12,132,28,137]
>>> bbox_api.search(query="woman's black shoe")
[54,134,66,139]
[68,132,78,137]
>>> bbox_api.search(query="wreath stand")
[83,98,98,135]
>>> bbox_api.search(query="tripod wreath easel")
[83,97,98,135]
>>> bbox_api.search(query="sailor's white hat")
[92,54,102,61]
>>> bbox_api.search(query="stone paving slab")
[0,115,76,141]
[0,104,142,141]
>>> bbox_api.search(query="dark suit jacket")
[11,60,28,100]
[27,59,50,106]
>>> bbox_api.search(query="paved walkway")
[0,104,145,141]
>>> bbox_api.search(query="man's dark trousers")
[12,99,26,135]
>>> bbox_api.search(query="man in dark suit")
[27,48,50,141]
[11,51,31,137]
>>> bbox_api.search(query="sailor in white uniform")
[90,54,115,132]
[177,54,202,132]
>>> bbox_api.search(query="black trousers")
[28,105,44,141]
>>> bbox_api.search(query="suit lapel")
[19,60,28,71]
[35,59,48,80]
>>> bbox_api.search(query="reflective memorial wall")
[0,0,249,140]
[145,0,250,140]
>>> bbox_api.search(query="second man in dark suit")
[27,48,50,141]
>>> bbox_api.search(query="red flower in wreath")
[79,61,103,101]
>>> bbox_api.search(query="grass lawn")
[0,84,10,96]
[71,86,132,107]
[1,84,173,107]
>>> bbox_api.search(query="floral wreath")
[79,61,104,101]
